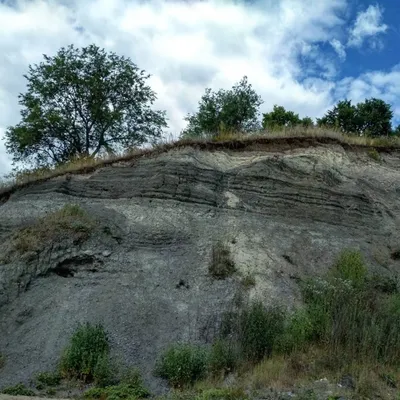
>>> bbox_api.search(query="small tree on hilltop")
[5,44,168,168]
[262,105,314,130]
[317,98,393,137]
[180,76,263,139]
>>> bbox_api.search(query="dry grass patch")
[11,204,95,254]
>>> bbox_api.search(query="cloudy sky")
[1,0,399,176]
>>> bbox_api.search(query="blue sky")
[0,0,399,176]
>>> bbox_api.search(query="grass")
[59,322,111,385]
[1,383,35,396]
[1,126,399,202]
[368,147,381,161]
[35,371,62,388]
[155,344,209,388]
[10,203,95,255]
[209,241,236,280]
[84,382,150,400]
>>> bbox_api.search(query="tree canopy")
[262,105,314,130]
[5,44,168,168]
[180,76,263,138]
[317,98,394,137]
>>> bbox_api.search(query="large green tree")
[5,44,168,167]
[262,105,314,130]
[180,76,263,138]
[317,98,393,137]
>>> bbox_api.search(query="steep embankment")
[1,140,400,391]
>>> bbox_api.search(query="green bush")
[35,371,62,387]
[60,322,109,382]
[331,249,367,287]
[238,302,285,362]
[208,339,239,377]
[209,242,236,279]
[84,383,150,400]
[93,353,114,387]
[155,343,209,388]
[274,308,313,353]
[1,383,35,396]
[195,388,248,400]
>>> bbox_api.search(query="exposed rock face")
[0,142,400,391]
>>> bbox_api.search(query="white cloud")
[0,0,396,177]
[330,39,346,60]
[347,4,388,48]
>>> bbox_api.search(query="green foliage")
[60,322,110,383]
[209,242,236,279]
[195,388,248,400]
[155,343,209,388]
[1,383,35,396]
[331,249,367,288]
[317,98,393,137]
[262,105,314,130]
[208,339,239,377]
[367,148,381,161]
[237,303,285,362]
[93,353,114,387]
[84,383,150,400]
[5,44,168,168]
[35,371,62,387]
[274,308,313,353]
[181,76,263,138]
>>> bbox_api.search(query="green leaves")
[5,44,168,168]
[262,105,314,130]
[181,76,263,138]
[317,98,394,137]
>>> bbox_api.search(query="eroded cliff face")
[0,142,400,391]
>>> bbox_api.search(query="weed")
[195,388,248,400]
[237,303,285,362]
[60,322,109,383]
[368,148,381,161]
[155,343,209,388]
[209,241,235,280]
[12,203,95,254]
[35,371,62,387]
[1,383,35,396]
[331,249,367,288]
[46,388,57,397]
[241,273,256,289]
[208,339,239,377]
[84,383,150,400]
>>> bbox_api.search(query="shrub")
[368,148,381,161]
[209,242,235,279]
[331,249,367,287]
[237,302,285,362]
[208,339,239,377]
[35,371,62,387]
[195,388,248,400]
[155,343,209,388]
[1,383,35,396]
[84,383,150,400]
[274,308,313,353]
[60,322,109,382]
[12,203,95,254]
[93,353,114,387]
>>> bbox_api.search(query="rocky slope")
[0,139,400,392]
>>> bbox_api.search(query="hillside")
[1,136,400,399]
